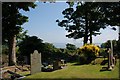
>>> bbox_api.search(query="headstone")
[110,40,114,67]
[108,48,111,69]
[53,60,60,70]
[60,59,65,68]
[108,48,113,70]
[31,50,41,74]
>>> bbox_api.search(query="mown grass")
[22,59,119,79]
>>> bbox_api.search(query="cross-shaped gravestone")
[31,50,41,74]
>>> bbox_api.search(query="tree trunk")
[89,20,92,44]
[88,13,93,44]
[84,11,89,45]
[8,4,17,66]
[8,35,16,66]
[90,31,92,44]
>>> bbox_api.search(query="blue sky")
[20,2,119,47]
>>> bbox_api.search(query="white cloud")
[93,26,119,43]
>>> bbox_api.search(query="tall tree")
[2,2,36,65]
[99,3,120,53]
[56,2,120,45]
[56,2,104,44]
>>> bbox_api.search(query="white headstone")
[31,50,41,74]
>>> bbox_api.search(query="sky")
[20,2,119,48]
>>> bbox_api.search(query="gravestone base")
[108,66,113,71]
[111,64,114,68]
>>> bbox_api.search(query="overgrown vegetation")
[14,35,78,65]
[77,44,100,64]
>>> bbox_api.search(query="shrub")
[78,44,100,64]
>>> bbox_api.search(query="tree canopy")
[2,2,36,43]
[2,2,36,65]
[18,35,43,56]
[56,2,120,44]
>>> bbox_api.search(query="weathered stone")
[31,50,41,74]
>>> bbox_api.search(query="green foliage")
[18,37,69,63]
[66,43,77,50]
[1,54,8,65]
[2,45,9,55]
[56,2,105,44]
[117,40,120,52]
[42,42,56,53]
[56,2,120,44]
[101,40,118,54]
[41,42,57,62]
[18,36,43,56]
[16,30,28,44]
[100,3,120,26]
[18,35,43,64]
[64,44,78,62]
[78,44,100,64]
[99,48,107,57]
[2,2,36,43]
[2,2,37,65]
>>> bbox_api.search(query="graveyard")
[24,59,119,79]
[1,58,119,79]
[1,51,119,79]
[1,2,120,80]
[2,58,119,79]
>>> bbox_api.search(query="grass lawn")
[22,59,119,79]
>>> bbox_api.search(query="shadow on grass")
[23,70,54,77]
[42,69,54,72]
[24,70,54,77]
[100,60,108,65]
[100,67,112,72]
[24,74,31,76]
[71,62,82,66]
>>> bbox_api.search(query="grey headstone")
[31,50,41,74]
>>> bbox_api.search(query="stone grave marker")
[31,50,41,74]
[53,60,60,70]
